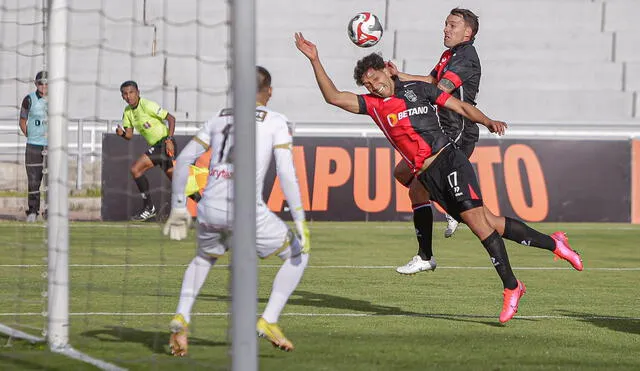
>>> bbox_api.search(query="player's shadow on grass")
[557,310,640,335]
[291,290,507,327]
[200,290,422,316]
[200,290,503,327]
[80,325,226,354]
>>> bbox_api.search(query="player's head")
[34,71,47,95]
[256,66,272,105]
[354,53,394,98]
[120,80,140,107]
[444,8,479,48]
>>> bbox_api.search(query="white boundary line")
[0,326,125,371]
[0,312,638,321]
[51,346,126,371]
[0,323,45,343]
[1,264,638,271]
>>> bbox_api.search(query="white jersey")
[197,106,291,203]
[171,105,304,223]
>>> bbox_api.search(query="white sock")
[176,255,216,323]
[261,253,309,324]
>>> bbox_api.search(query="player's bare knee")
[461,206,494,240]
[483,206,505,234]
[408,180,429,203]
[131,165,146,178]
[394,162,413,188]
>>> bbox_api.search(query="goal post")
[46,0,70,350]
[46,3,124,370]
[230,0,258,369]
[0,0,259,368]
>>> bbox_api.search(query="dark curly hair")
[353,53,385,86]
[450,8,479,39]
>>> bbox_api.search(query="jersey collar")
[450,39,474,53]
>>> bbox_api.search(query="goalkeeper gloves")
[294,220,311,254]
[163,207,192,241]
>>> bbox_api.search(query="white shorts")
[196,201,292,259]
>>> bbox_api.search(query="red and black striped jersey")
[430,41,481,142]
[357,79,452,174]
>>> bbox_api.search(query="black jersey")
[357,79,452,173]
[430,41,481,143]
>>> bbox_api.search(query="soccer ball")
[347,12,383,48]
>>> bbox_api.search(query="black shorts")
[145,137,176,171]
[418,145,483,222]
[458,138,476,159]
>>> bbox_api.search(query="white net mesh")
[1,0,231,369]
[0,0,48,347]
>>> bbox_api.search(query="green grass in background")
[0,221,638,370]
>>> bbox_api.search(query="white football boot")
[396,255,437,275]
[444,214,459,238]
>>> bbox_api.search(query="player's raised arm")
[294,32,360,114]
[441,95,507,136]
[386,60,436,84]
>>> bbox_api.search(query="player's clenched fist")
[163,208,192,240]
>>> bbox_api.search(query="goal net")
[0,0,394,368]
[0,0,233,369]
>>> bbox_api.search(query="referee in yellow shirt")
[116,80,200,221]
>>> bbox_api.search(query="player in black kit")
[295,32,583,323]
[391,8,498,275]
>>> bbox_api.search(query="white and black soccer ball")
[347,12,383,48]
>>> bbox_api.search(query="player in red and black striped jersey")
[295,32,583,323]
[390,8,496,274]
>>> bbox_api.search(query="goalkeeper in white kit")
[163,66,310,355]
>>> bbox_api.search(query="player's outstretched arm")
[386,61,436,84]
[163,138,208,240]
[272,120,310,252]
[442,96,507,136]
[275,146,309,251]
[294,32,360,114]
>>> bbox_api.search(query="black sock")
[134,175,152,208]
[413,203,433,260]
[482,231,518,289]
[189,192,202,203]
[503,217,555,251]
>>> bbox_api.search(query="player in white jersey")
[163,66,310,356]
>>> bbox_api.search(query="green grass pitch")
[0,221,639,370]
